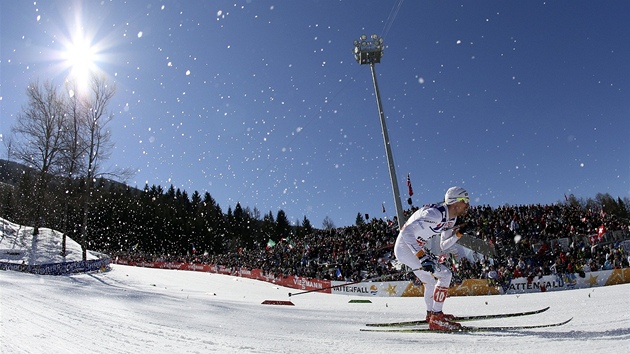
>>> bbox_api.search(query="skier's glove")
[455,221,473,238]
[421,258,436,273]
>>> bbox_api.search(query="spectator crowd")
[118,202,630,286]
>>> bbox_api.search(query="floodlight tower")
[353,34,406,229]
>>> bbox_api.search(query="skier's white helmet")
[445,186,469,205]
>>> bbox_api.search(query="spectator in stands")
[487,265,499,285]
[112,198,630,287]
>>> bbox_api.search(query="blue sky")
[1,1,628,228]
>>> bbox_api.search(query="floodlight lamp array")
[352,34,384,65]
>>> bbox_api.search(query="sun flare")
[61,31,98,93]
[46,5,116,97]
[65,36,96,79]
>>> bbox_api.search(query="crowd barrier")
[0,252,110,275]
[330,267,630,296]
[113,258,333,293]
[112,258,630,297]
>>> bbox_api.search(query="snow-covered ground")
[1,264,629,353]
[0,218,98,265]
[1,217,630,353]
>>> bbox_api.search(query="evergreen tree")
[295,215,313,241]
[276,209,291,240]
[355,212,365,226]
[0,187,15,221]
[617,197,629,220]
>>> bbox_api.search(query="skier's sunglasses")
[456,197,470,204]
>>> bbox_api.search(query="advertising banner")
[110,258,630,297]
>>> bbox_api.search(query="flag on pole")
[266,239,276,250]
[597,224,606,242]
[282,237,295,249]
[407,173,414,196]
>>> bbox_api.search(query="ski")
[361,317,572,333]
[365,306,550,327]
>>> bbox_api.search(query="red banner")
[114,258,331,293]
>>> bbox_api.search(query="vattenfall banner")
[330,268,630,297]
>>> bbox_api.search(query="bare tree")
[77,75,117,260]
[59,81,89,256]
[11,80,66,235]
[10,76,133,258]
[1,135,15,162]
[322,216,335,230]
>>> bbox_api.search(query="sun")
[64,35,96,82]
[61,31,99,94]
[34,3,121,97]
[47,6,115,96]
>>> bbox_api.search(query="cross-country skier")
[394,186,470,331]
